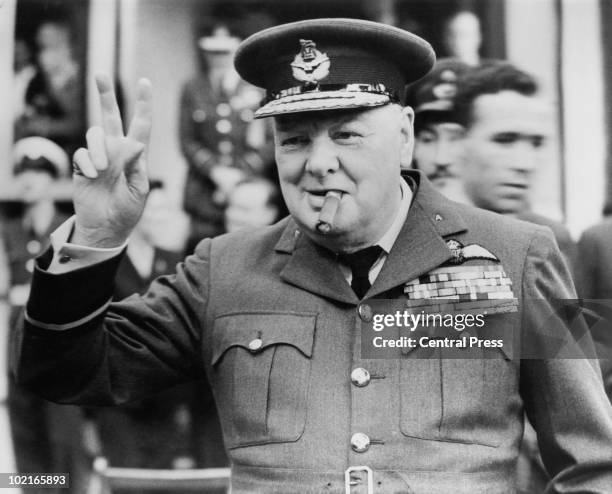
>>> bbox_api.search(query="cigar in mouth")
[316,190,342,234]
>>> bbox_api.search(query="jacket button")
[248,338,263,352]
[351,432,370,453]
[358,304,372,322]
[351,368,371,387]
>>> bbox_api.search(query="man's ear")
[399,106,415,169]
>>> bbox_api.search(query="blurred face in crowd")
[274,104,413,251]
[414,120,465,187]
[38,47,71,76]
[461,90,550,214]
[15,170,54,205]
[443,12,481,64]
[225,181,279,233]
[36,22,70,51]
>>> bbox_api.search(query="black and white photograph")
[1,0,612,492]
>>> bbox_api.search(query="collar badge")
[291,39,330,84]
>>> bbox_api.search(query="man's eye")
[417,133,436,144]
[492,133,519,145]
[280,136,308,147]
[333,131,361,141]
[531,136,545,148]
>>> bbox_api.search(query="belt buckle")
[345,465,373,494]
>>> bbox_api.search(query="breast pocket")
[211,311,316,449]
[399,314,516,448]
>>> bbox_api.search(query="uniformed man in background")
[179,24,273,252]
[406,57,472,203]
[3,137,88,493]
[13,19,612,493]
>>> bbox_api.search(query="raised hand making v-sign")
[70,75,153,249]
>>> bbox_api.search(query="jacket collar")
[275,170,468,304]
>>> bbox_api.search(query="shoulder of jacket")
[211,217,292,254]
[453,202,547,239]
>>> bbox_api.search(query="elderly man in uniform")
[12,19,612,493]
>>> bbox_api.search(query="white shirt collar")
[337,177,413,286]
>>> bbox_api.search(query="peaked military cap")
[235,18,435,118]
[199,25,240,53]
[13,137,69,178]
[406,58,472,119]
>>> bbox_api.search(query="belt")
[345,465,373,494]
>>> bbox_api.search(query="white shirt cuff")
[47,216,127,274]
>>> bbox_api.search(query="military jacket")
[14,173,612,493]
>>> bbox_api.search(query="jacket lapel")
[276,219,357,304]
[369,173,469,298]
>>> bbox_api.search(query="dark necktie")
[338,245,384,299]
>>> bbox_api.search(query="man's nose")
[434,144,453,168]
[305,135,340,177]
[511,143,538,174]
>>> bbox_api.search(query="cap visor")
[255,90,390,118]
[415,100,453,113]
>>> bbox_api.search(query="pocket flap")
[212,311,317,365]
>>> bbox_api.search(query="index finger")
[95,74,124,137]
[127,78,153,145]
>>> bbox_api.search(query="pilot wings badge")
[291,39,330,84]
[446,239,499,264]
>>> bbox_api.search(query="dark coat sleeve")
[576,228,600,300]
[519,227,612,492]
[576,227,612,403]
[12,239,212,406]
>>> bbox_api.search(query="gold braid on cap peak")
[263,83,399,105]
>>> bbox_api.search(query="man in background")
[442,11,482,66]
[453,61,577,270]
[406,57,472,203]
[179,24,272,253]
[15,20,84,157]
[2,137,88,493]
[451,61,581,494]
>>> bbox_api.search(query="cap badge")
[432,70,459,101]
[432,82,457,100]
[440,69,458,82]
[291,39,330,84]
